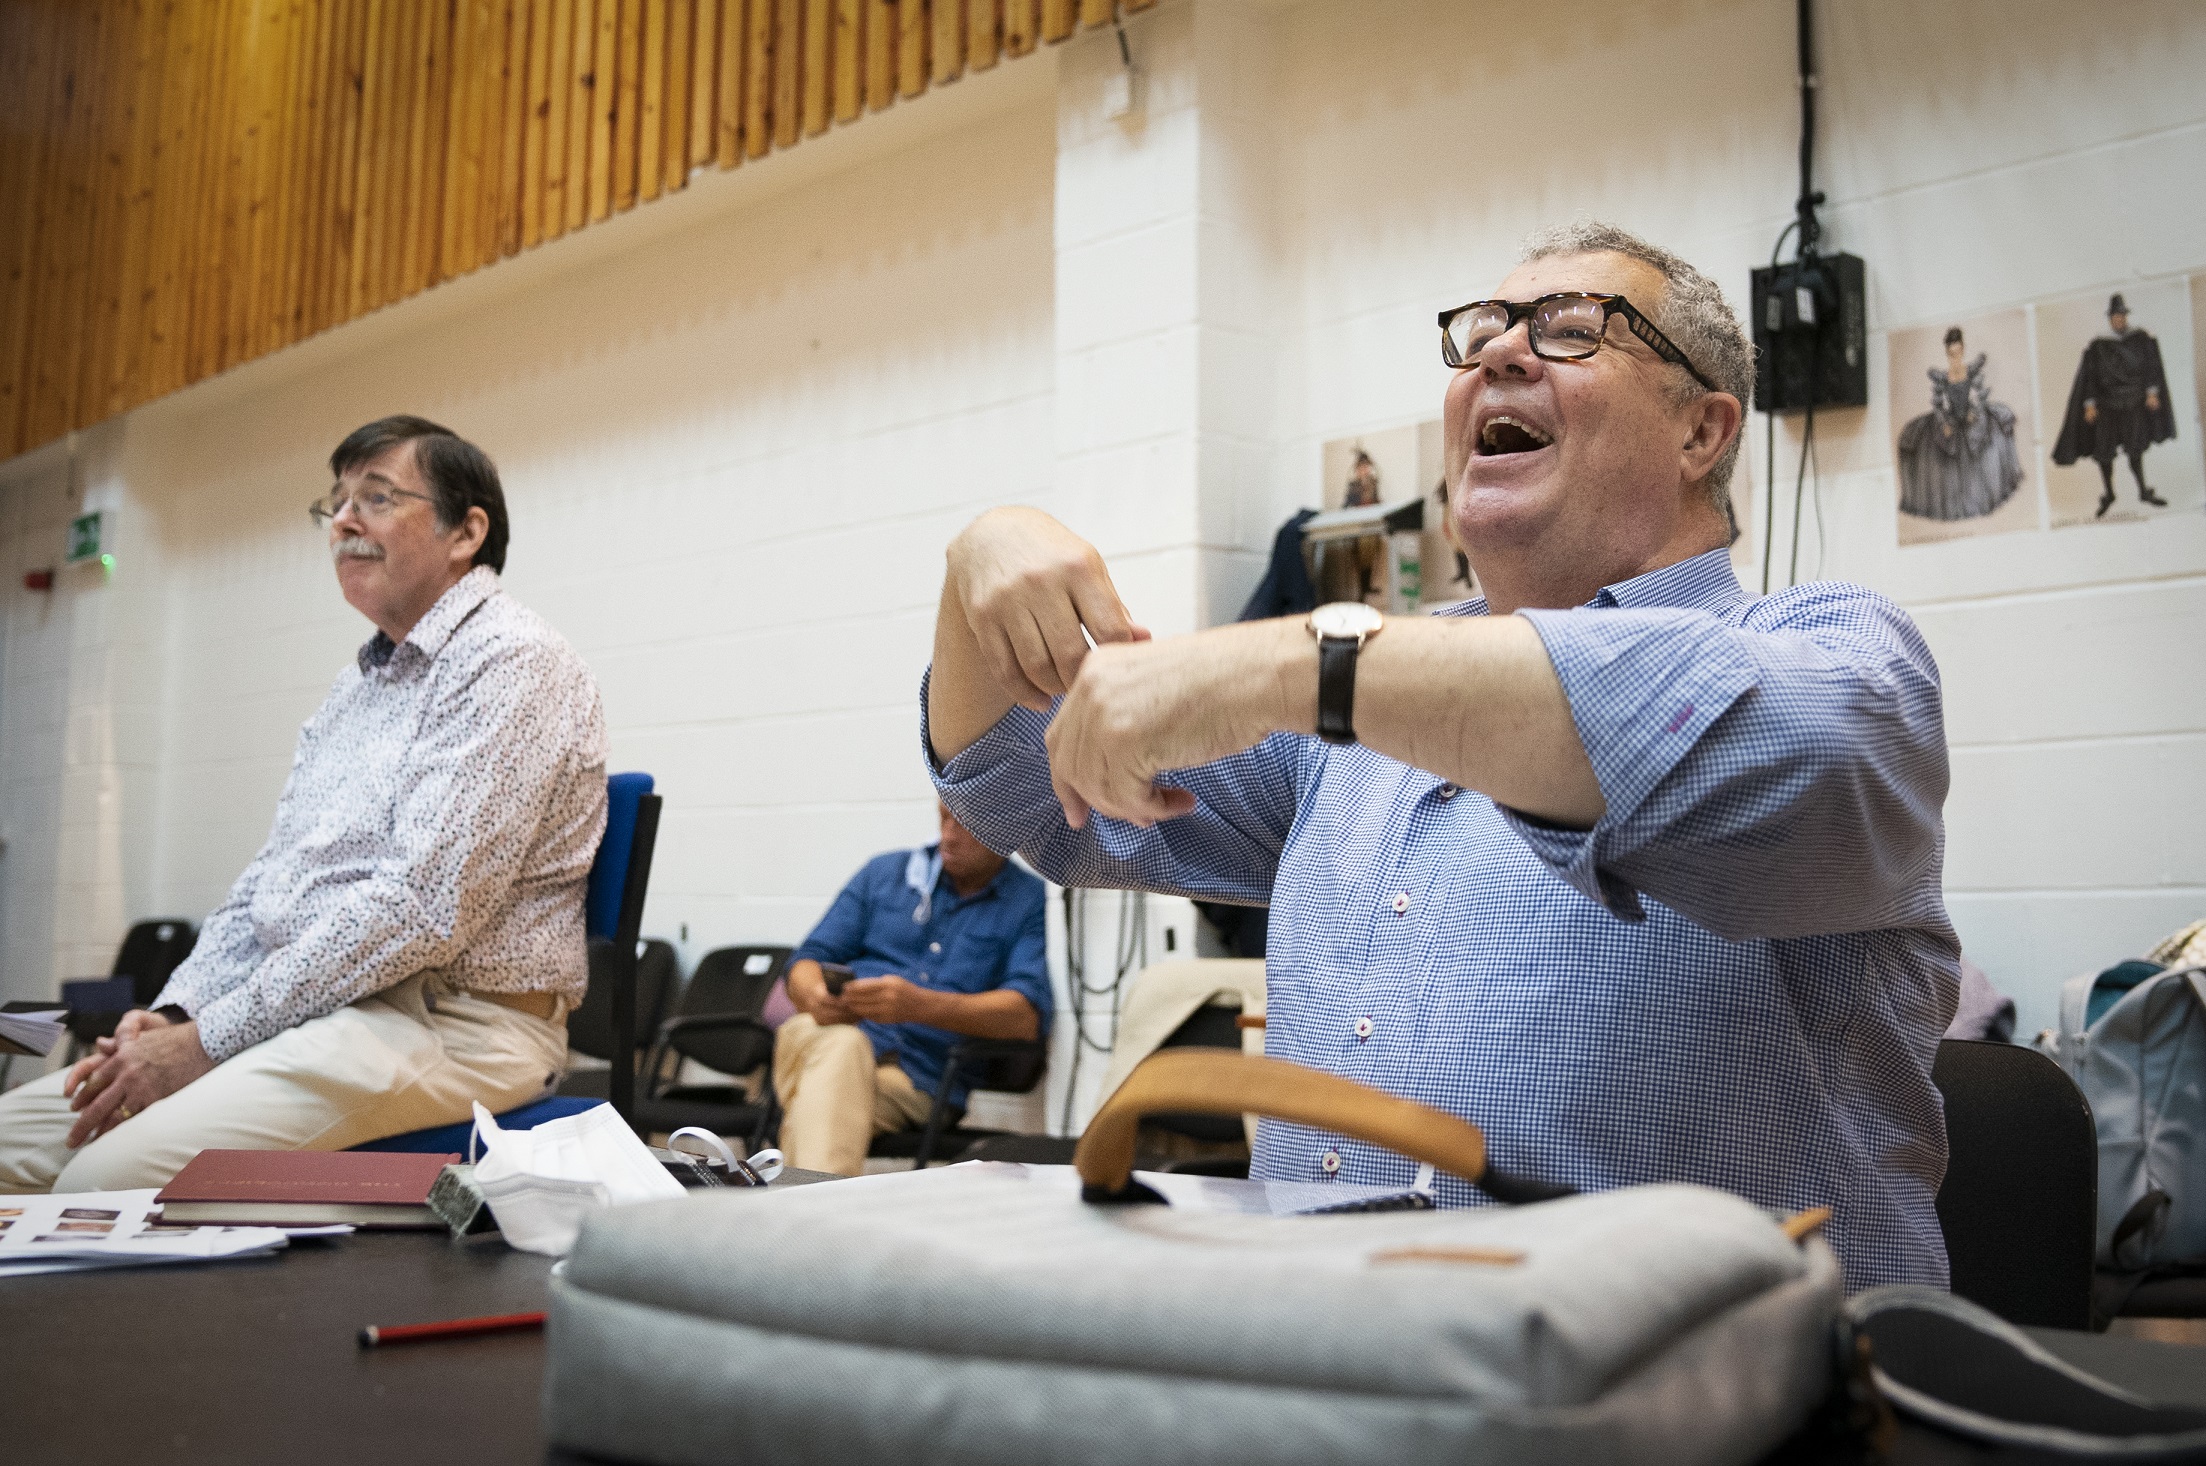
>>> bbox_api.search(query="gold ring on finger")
[118,1104,134,1120]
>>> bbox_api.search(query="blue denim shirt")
[791,846,1051,1108]
[928,550,1958,1290]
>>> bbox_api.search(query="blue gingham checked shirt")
[927,549,1960,1290]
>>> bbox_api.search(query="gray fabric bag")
[2037,962,2206,1269]
[544,1052,1843,1466]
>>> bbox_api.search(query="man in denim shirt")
[923,224,1957,1289]
[776,803,1050,1175]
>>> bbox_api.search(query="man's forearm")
[1229,615,1604,829]
[929,579,1014,765]
[914,987,1039,1041]
[1349,615,1605,829]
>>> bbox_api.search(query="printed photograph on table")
[1889,309,2038,546]
[2039,279,2203,528]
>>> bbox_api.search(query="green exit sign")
[65,511,103,564]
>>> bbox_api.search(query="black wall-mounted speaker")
[1751,252,1867,413]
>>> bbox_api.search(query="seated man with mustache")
[924,223,1957,1291]
[0,416,606,1193]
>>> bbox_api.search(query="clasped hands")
[60,1008,216,1148]
[945,507,1305,830]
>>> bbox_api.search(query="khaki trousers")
[772,1013,934,1176]
[0,973,568,1194]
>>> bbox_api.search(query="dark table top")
[6,1193,2203,1466]
[5,1227,555,1466]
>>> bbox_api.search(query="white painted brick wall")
[1264,0,2206,1035]
[1,0,2199,1097]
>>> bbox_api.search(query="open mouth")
[1476,414,1554,457]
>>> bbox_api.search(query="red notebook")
[156,1149,459,1228]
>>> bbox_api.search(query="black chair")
[590,775,663,1125]
[872,1038,1049,1169]
[631,945,792,1153]
[1933,1037,2098,1330]
[1144,1002,1252,1174]
[952,1000,1252,1171]
[559,937,680,1101]
[63,918,199,1055]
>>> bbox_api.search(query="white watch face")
[1309,601,1386,639]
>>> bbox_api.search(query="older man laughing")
[923,223,1958,1290]
[0,416,607,1192]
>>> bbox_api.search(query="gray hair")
[1519,222,1753,529]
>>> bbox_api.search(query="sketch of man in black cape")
[2051,292,2175,518]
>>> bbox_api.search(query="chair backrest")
[569,936,681,1061]
[112,919,198,1006]
[635,938,679,1036]
[677,946,792,1022]
[583,773,661,1124]
[586,773,657,942]
[953,1039,1049,1097]
[1149,1004,1249,1143]
[1933,1038,2098,1329]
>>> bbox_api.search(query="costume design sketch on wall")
[1319,425,1476,610]
[2037,280,2204,529]
[1889,309,2040,546]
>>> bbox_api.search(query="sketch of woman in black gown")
[1897,327,2025,520]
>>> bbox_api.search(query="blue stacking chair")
[354,773,663,1153]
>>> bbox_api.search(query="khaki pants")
[772,1013,934,1176]
[0,973,568,1194]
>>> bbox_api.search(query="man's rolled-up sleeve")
[995,882,1053,1039]
[187,643,598,1062]
[1509,586,1949,941]
[920,670,1301,907]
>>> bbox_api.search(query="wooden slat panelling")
[897,0,926,98]
[0,0,1139,459]
[742,0,773,159]
[713,0,745,166]
[801,0,831,136]
[864,0,895,112]
[664,0,694,191]
[1003,0,1037,57]
[967,0,999,72]
[832,0,864,123]
[638,0,668,203]
[772,0,801,150]
[931,0,962,85]
[687,0,718,169]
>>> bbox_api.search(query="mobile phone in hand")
[820,963,855,997]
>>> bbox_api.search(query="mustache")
[331,535,385,562]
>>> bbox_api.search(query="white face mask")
[468,1101,685,1257]
[907,845,944,922]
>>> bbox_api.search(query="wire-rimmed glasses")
[307,484,433,527]
[1437,292,1718,393]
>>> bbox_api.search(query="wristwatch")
[1307,601,1386,745]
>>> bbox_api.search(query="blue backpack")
[2036,955,2206,1270]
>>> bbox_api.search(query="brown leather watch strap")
[1074,1049,1491,1196]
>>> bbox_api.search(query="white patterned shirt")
[930,549,1959,1291]
[157,567,608,1062]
